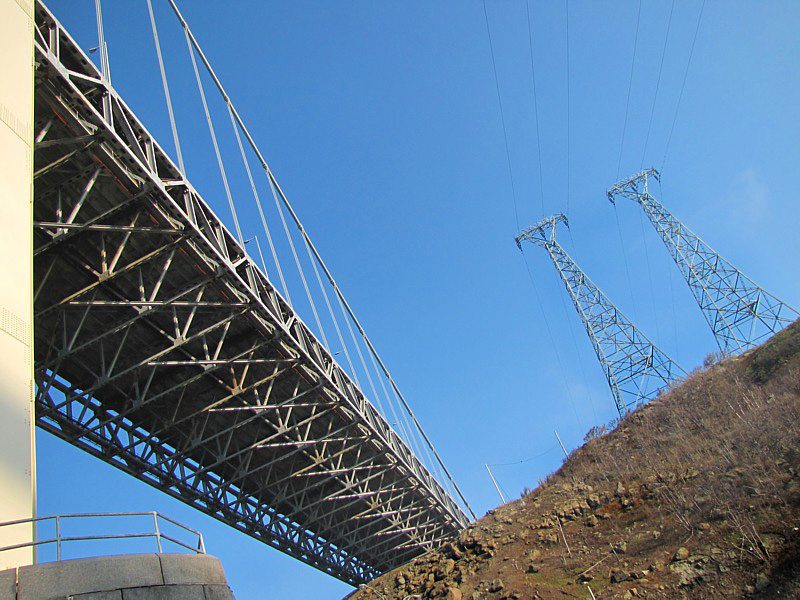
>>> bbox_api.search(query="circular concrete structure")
[0,553,235,599]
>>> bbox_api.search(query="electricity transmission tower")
[608,169,799,355]
[516,215,685,417]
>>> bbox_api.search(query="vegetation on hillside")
[349,320,800,599]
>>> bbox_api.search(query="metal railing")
[0,512,205,561]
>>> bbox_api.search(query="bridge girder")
[32,2,468,585]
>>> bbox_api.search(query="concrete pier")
[0,0,36,571]
[0,554,236,600]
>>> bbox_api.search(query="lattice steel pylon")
[516,215,685,417]
[608,169,799,355]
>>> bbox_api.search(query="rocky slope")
[348,320,800,599]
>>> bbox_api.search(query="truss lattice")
[516,215,684,417]
[32,2,468,584]
[608,169,799,355]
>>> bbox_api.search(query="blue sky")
[39,1,800,598]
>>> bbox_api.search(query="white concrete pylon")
[0,0,36,570]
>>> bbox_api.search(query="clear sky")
[39,1,800,598]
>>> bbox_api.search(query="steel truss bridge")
[31,1,470,584]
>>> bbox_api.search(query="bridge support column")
[0,0,36,569]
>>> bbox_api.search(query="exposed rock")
[445,587,462,600]
[673,547,690,562]
[610,569,629,584]
[345,321,800,600]
[755,572,770,591]
[488,579,504,592]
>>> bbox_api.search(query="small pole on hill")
[554,431,569,460]
[484,464,507,504]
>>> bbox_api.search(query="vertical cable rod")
[182,26,245,248]
[225,102,287,295]
[146,0,185,175]
[163,0,475,520]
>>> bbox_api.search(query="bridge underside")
[31,2,466,585]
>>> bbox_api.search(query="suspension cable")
[183,26,245,249]
[164,0,475,520]
[226,103,290,300]
[300,233,360,393]
[265,169,330,351]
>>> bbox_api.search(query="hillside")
[348,320,800,599]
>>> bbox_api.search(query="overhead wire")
[525,0,545,217]
[557,5,603,426]
[640,0,676,168]
[637,0,676,350]
[527,2,600,428]
[615,0,643,180]
[659,178,682,363]
[521,252,586,432]
[662,0,706,171]
[562,227,600,424]
[488,443,558,467]
[565,0,570,216]
[612,0,644,322]
[482,0,520,231]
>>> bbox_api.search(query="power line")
[565,0,570,216]
[613,0,643,331]
[521,252,586,432]
[488,443,558,467]
[482,0,520,230]
[616,0,643,179]
[662,0,706,172]
[638,0,676,356]
[640,0,675,168]
[525,0,545,217]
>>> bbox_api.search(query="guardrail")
[0,512,205,561]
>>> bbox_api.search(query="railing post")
[55,516,61,561]
[152,512,163,554]
[56,515,61,560]
[198,532,205,554]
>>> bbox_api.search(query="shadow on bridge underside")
[31,1,469,585]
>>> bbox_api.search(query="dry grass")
[350,320,800,599]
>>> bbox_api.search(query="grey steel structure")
[31,1,470,585]
[516,215,684,417]
[608,169,799,355]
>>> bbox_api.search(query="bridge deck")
[32,2,468,585]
